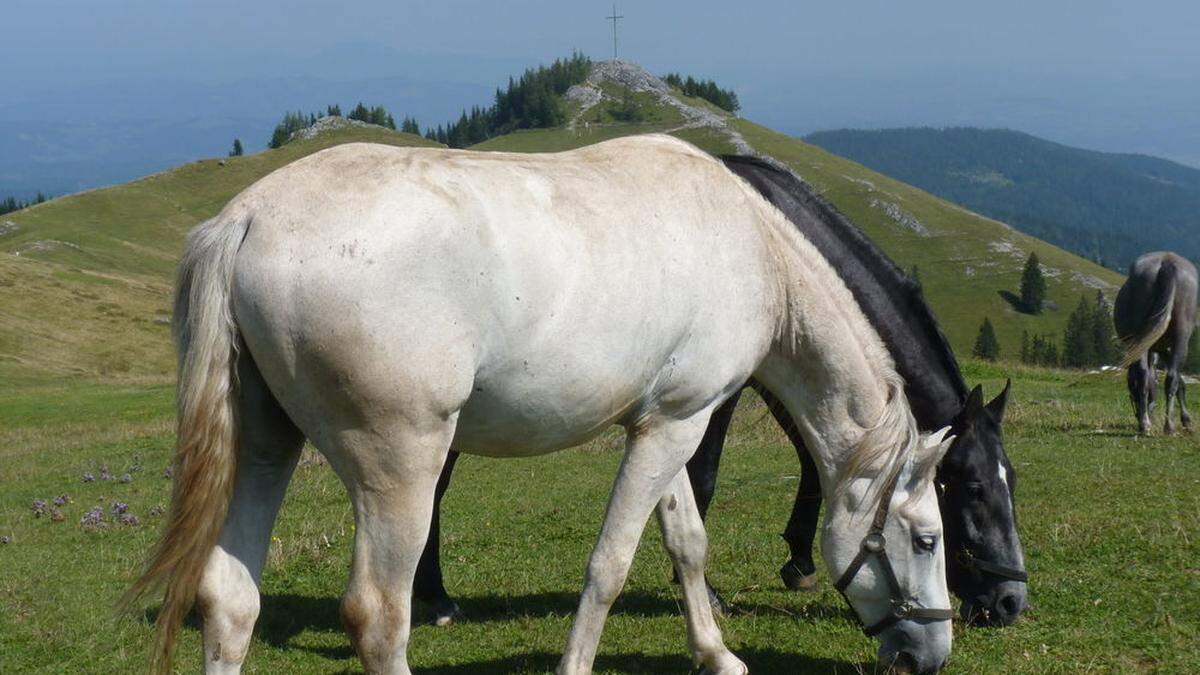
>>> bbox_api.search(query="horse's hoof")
[419,597,462,626]
[780,561,818,592]
[434,599,462,626]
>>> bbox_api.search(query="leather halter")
[833,470,955,637]
[934,482,1030,584]
[957,549,1028,583]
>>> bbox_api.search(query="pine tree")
[229,139,244,157]
[1062,295,1096,368]
[1045,338,1059,367]
[1019,252,1046,314]
[972,318,1001,361]
[1090,291,1116,365]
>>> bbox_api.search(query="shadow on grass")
[247,591,860,668]
[998,290,1028,313]
[412,649,861,674]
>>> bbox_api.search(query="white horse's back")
[231,136,778,456]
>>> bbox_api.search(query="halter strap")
[833,469,955,637]
[958,550,1029,583]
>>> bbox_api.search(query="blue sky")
[3,1,1199,194]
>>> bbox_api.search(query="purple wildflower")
[162,466,174,479]
[80,507,104,527]
[110,501,129,516]
[50,508,65,522]
[148,505,165,517]
[53,494,70,506]
[82,472,95,483]
[119,513,140,527]
[119,473,133,484]
[99,466,113,481]
[32,499,48,517]
[0,535,11,544]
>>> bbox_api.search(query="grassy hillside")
[0,125,439,381]
[805,127,1200,270]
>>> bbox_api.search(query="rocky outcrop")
[870,199,929,236]
[288,116,381,143]
[569,60,753,155]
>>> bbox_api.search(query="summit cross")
[606,3,624,60]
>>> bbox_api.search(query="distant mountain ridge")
[804,127,1200,270]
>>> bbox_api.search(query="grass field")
[2,361,1197,673]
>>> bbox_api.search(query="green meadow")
[1,364,1197,673]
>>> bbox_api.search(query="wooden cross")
[606,3,624,60]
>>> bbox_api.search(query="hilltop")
[805,127,1200,270]
[0,60,1123,382]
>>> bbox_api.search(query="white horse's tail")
[123,214,251,673]
[1119,260,1178,368]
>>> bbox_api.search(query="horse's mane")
[840,373,925,511]
[722,154,968,425]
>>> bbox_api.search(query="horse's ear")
[961,384,985,423]
[986,379,1012,422]
[920,425,956,465]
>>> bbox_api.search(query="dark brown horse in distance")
[1114,252,1198,434]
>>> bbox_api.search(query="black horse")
[1115,252,1198,435]
[414,155,1029,627]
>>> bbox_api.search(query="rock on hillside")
[288,115,386,143]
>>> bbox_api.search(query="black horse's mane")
[721,154,968,423]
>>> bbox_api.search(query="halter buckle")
[862,532,886,553]
[892,600,913,619]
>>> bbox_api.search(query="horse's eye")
[914,534,938,553]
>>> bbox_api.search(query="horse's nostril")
[998,592,1022,619]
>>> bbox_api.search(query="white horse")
[127,135,954,674]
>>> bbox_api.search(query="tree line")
[662,73,740,113]
[973,291,1117,368]
[973,251,1200,373]
[265,103,424,148]
[1,192,48,216]
[423,53,592,148]
[266,103,424,150]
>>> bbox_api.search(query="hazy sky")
[3,1,1199,194]
[5,1,1198,84]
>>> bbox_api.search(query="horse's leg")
[1163,343,1189,435]
[758,387,821,591]
[687,391,742,520]
[197,358,304,674]
[413,450,462,625]
[1149,354,1160,415]
[657,470,746,674]
[1128,358,1152,434]
[1170,331,1193,432]
[559,411,746,675]
[681,389,742,613]
[335,417,455,675]
[1179,376,1193,432]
